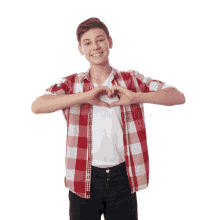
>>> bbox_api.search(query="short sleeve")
[131,70,176,93]
[44,77,70,96]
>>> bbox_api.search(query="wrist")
[134,92,142,104]
[83,91,91,103]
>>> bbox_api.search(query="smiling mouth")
[91,52,103,57]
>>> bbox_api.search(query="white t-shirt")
[90,70,125,168]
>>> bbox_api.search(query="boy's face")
[78,28,113,66]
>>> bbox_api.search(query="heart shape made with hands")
[106,85,136,108]
[94,70,137,108]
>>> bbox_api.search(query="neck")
[89,59,112,80]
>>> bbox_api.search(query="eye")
[85,42,90,45]
[99,39,104,42]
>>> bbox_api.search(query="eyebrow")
[83,35,105,43]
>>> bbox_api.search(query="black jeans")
[69,161,138,220]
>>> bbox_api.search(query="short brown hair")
[76,17,110,45]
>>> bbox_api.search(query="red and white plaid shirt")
[45,67,175,199]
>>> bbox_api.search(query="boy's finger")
[110,101,121,108]
[108,90,112,97]
[107,88,112,96]
[99,87,111,97]
[99,102,109,107]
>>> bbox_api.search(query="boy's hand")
[109,85,137,108]
[86,86,112,107]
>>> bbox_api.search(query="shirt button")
[106,169,110,173]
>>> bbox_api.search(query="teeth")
[92,52,102,57]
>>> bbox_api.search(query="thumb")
[99,102,110,108]
[109,101,121,108]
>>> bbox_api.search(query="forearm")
[32,92,90,114]
[135,88,185,106]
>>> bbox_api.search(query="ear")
[109,36,113,49]
[78,44,84,55]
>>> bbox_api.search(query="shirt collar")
[80,66,120,83]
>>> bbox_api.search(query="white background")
[1,0,220,219]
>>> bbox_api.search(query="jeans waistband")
[91,161,126,173]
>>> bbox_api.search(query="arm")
[128,70,185,106]
[135,88,185,106]
[32,93,89,114]
[32,86,112,114]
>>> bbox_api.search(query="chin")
[90,58,108,65]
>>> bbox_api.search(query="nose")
[92,41,101,50]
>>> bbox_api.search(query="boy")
[32,17,185,220]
